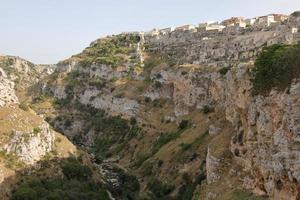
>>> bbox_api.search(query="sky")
[0,0,299,64]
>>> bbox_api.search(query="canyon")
[0,12,300,200]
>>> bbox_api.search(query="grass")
[227,189,267,200]
[192,130,209,146]
[179,143,192,151]
[0,151,24,169]
[69,34,140,68]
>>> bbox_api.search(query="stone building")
[205,24,226,31]
[144,28,159,36]
[221,17,246,28]
[245,18,257,26]
[256,15,276,26]
[175,24,196,31]
[273,14,289,22]
[160,27,175,35]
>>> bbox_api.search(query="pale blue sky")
[0,0,299,64]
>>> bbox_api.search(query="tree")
[291,11,300,17]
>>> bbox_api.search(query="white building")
[160,27,175,35]
[256,15,276,26]
[205,24,226,31]
[144,28,160,36]
[221,17,246,28]
[245,18,256,26]
[199,21,218,28]
[175,25,196,31]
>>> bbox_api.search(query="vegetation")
[252,44,300,95]
[152,131,181,154]
[178,119,189,130]
[201,105,214,114]
[32,127,42,135]
[106,166,140,200]
[291,11,300,17]
[192,130,209,146]
[52,102,141,163]
[11,158,110,200]
[19,102,29,111]
[147,178,174,199]
[151,123,189,155]
[219,66,231,75]
[0,151,24,169]
[71,34,140,67]
[62,159,92,181]
[179,143,192,151]
[230,189,267,200]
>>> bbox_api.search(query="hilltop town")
[142,13,298,36]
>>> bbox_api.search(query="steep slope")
[0,56,111,200]
[27,15,300,200]
[1,13,300,200]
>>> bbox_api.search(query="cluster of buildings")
[145,13,295,36]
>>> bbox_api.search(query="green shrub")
[252,44,300,95]
[33,127,42,135]
[291,11,300,17]
[180,143,192,151]
[178,120,189,130]
[153,132,179,153]
[134,153,151,167]
[19,103,29,111]
[219,66,231,75]
[12,177,110,200]
[154,81,163,88]
[12,187,38,200]
[107,166,140,199]
[147,178,174,198]
[130,117,137,125]
[32,94,47,103]
[144,96,151,103]
[202,105,214,114]
[157,160,164,167]
[175,183,195,200]
[192,130,209,146]
[62,160,92,181]
[142,161,153,176]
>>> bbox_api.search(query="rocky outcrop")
[206,148,220,184]
[2,122,55,165]
[0,68,18,107]
[79,89,139,116]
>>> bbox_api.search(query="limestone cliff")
[1,13,300,200]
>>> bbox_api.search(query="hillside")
[0,12,300,200]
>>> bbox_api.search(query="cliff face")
[0,68,18,107]
[1,15,300,200]
[0,57,80,200]
[144,27,300,197]
[2,121,55,165]
[139,61,300,198]
[40,16,300,199]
